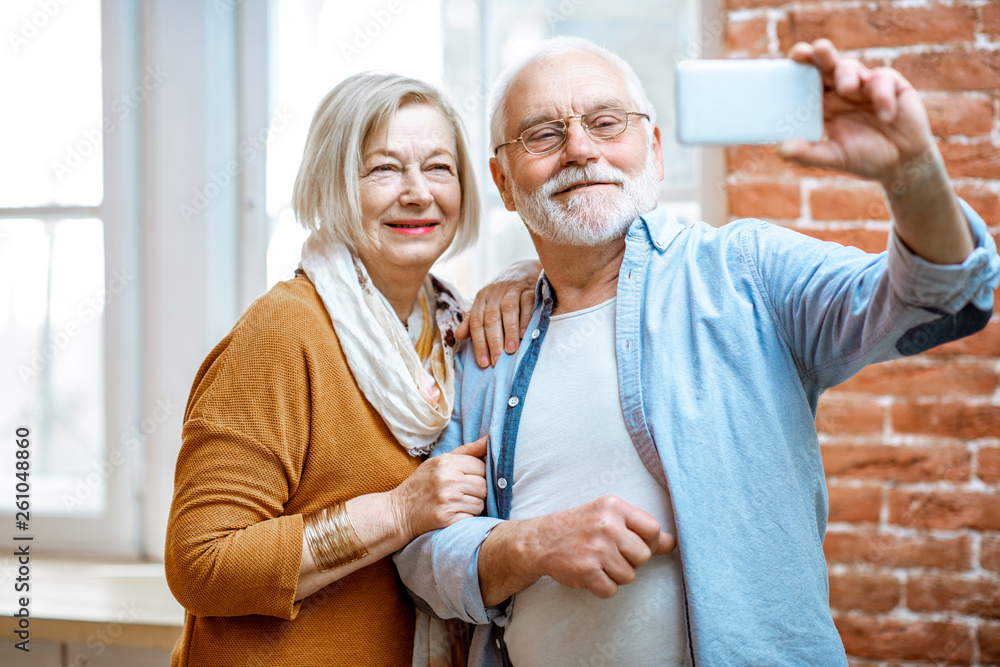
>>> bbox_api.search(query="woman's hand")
[296,437,488,600]
[458,259,542,368]
[389,437,489,542]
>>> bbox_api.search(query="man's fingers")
[776,138,847,171]
[789,39,872,103]
[621,503,663,551]
[599,551,639,588]
[616,528,654,569]
[584,573,620,599]
[787,41,813,63]
[654,531,677,555]
[518,290,535,338]
[468,315,490,368]
[480,310,505,367]
[811,38,839,73]
[500,295,521,355]
[870,68,900,123]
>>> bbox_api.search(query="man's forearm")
[478,518,542,608]
[883,146,974,265]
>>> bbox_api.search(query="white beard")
[510,147,661,246]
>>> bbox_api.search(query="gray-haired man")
[397,36,999,666]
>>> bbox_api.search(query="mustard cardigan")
[165,274,421,666]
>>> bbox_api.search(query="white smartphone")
[675,59,823,146]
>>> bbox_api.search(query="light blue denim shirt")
[395,202,999,666]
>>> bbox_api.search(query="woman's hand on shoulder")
[457,259,542,368]
[389,436,489,541]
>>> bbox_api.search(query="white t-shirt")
[504,297,691,666]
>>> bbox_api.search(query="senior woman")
[165,73,533,666]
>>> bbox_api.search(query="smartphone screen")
[675,59,823,146]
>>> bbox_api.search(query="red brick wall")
[724,1,1000,664]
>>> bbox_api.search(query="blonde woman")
[165,72,536,666]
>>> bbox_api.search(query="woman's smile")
[384,218,440,235]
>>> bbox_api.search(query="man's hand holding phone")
[677,39,937,188]
[679,38,972,267]
[778,39,935,187]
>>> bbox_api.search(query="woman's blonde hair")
[293,72,479,258]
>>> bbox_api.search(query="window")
[1,0,106,514]
[0,0,146,557]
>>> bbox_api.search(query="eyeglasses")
[493,107,650,156]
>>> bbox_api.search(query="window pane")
[0,0,103,207]
[0,219,107,516]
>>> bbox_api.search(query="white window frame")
[0,0,142,558]
[1,0,271,560]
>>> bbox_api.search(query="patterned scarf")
[299,233,463,456]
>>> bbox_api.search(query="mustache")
[541,164,628,197]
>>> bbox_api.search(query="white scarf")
[299,233,463,456]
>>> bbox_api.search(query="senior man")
[396,36,999,666]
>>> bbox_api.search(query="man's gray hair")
[293,72,479,258]
[488,36,656,159]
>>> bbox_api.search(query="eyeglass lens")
[521,108,629,154]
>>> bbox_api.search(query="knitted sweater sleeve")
[164,291,316,621]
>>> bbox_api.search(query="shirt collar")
[630,206,686,253]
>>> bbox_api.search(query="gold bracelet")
[303,500,369,572]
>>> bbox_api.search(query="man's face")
[490,52,664,246]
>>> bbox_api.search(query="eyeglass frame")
[493,107,651,156]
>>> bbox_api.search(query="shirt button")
[497,478,508,489]
[508,396,519,408]
[531,328,540,339]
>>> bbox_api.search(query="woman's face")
[356,103,462,280]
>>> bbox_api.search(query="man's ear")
[490,157,517,211]
[651,124,665,181]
